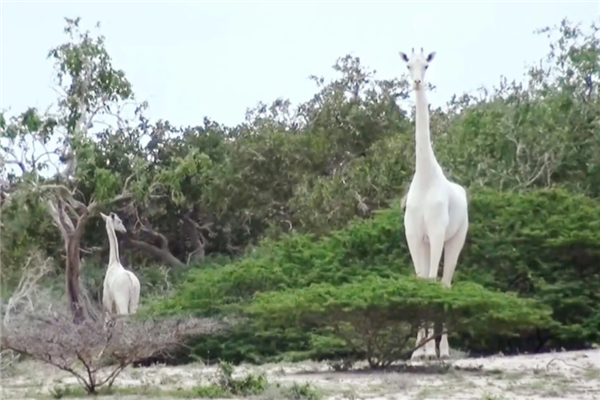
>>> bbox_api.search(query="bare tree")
[2,251,53,325]
[1,251,53,372]
[1,302,227,394]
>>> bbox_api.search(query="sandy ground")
[1,349,599,399]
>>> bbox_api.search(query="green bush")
[145,207,408,317]
[192,362,268,398]
[461,188,600,349]
[147,187,600,363]
[245,275,552,368]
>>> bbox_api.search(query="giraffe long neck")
[105,222,122,269]
[414,87,439,178]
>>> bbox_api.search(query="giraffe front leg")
[423,322,438,360]
[411,323,438,361]
[411,327,427,360]
[424,230,445,361]
[405,226,432,362]
[439,217,469,360]
[439,327,450,359]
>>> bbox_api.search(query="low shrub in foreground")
[193,362,268,397]
[1,304,225,394]
[244,275,553,368]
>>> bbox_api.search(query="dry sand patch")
[1,349,598,399]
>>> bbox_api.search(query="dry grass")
[1,302,226,395]
[1,348,598,399]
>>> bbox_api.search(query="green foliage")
[433,19,600,196]
[3,14,600,368]
[191,384,227,398]
[145,205,408,317]
[192,362,268,397]
[460,188,600,348]
[247,276,550,335]
[150,187,600,363]
[245,276,551,368]
[278,382,322,400]
[50,385,88,399]
[214,362,268,395]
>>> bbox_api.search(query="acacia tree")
[1,18,146,322]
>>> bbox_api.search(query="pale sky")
[2,1,600,129]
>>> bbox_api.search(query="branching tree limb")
[182,210,215,265]
[124,236,184,268]
[119,205,188,268]
[0,251,54,372]
[2,252,53,325]
[39,182,134,322]
[1,302,228,394]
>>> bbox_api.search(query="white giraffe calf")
[101,212,141,318]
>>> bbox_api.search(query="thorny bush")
[1,303,227,394]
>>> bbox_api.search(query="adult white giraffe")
[399,48,469,360]
[100,212,141,318]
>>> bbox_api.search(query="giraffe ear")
[426,52,436,62]
[100,212,108,221]
[399,52,409,62]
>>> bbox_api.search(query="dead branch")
[1,251,54,372]
[155,265,172,296]
[226,240,243,255]
[47,199,71,238]
[354,191,370,215]
[1,146,28,175]
[0,348,21,373]
[546,357,592,372]
[183,213,215,264]
[1,302,228,393]
[41,182,133,240]
[2,252,53,325]
[140,225,172,251]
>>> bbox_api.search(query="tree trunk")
[183,214,205,264]
[65,236,85,324]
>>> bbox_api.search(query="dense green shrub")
[245,275,552,368]
[460,187,600,350]
[146,187,600,363]
[145,205,409,317]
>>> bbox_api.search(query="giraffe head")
[398,47,436,91]
[100,211,127,233]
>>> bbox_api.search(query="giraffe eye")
[425,65,429,70]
